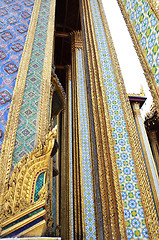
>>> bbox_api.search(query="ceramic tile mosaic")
[89,0,149,239]
[119,0,159,87]
[34,172,44,202]
[68,79,74,239]
[0,0,35,153]
[76,49,96,239]
[12,0,51,168]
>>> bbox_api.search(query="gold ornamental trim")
[1,210,46,237]
[16,220,47,238]
[98,0,159,238]
[37,0,56,144]
[0,0,42,216]
[71,31,83,50]
[1,200,46,228]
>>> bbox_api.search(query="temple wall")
[0,0,56,237]
[0,0,35,152]
[12,0,52,168]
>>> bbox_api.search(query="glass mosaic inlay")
[120,0,159,87]
[77,49,96,239]
[12,0,51,167]
[89,0,149,239]
[0,0,35,153]
[34,172,44,202]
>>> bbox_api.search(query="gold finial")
[140,85,145,96]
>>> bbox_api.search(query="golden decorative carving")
[71,31,83,50]
[128,86,146,97]
[140,85,145,96]
[0,126,57,224]
[51,70,66,103]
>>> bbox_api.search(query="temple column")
[60,65,73,239]
[66,65,74,240]
[132,102,159,214]
[80,0,158,239]
[71,31,97,239]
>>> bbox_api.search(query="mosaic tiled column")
[80,0,158,239]
[116,0,159,112]
[132,102,159,215]
[66,65,74,239]
[0,0,56,233]
[71,31,97,239]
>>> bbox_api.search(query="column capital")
[71,31,83,50]
[132,102,141,117]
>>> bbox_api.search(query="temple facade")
[0,0,158,239]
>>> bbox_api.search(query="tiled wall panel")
[0,0,35,152]
[12,0,51,168]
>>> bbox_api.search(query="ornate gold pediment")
[0,126,57,235]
